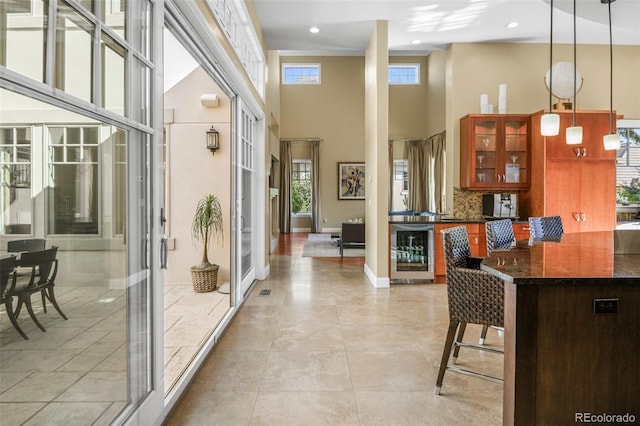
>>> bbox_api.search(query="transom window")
[388,64,420,85]
[282,64,321,85]
[291,160,312,214]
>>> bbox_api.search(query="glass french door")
[235,100,256,298]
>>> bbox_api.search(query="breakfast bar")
[481,231,640,426]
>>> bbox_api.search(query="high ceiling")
[252,0,640,55]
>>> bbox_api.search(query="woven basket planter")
[190,264,219,293]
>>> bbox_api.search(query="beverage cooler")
[390,223,435,282]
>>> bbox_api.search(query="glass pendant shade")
[566,125,583,144]
[603,133,620,150]
[541,113,560,136]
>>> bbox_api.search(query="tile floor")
[0,250,229,426]
[164,234,503,425]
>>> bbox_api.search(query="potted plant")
[190,194,224,292]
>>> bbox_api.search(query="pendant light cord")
[608,0,613,134]
[548,0,554,113]
[572,0,577,126]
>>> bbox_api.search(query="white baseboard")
[364,263,390,288]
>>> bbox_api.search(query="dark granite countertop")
[481,231,640,285]
[388,216,526,224]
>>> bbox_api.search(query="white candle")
[498,84,507,114]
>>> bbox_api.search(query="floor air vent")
[258,289,271,296]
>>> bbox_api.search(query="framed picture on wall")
[338,162,365,200]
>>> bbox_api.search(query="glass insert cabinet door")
[460,114,531,190]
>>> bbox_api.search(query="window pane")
[291,161,312,213]
[282,64,321,85]
[102,32,126,115]
[55,2,94,102]
[103,0,126,39]
[388,65,420,85]
[114,129,126,235]
[47,126,100,235]
[616,128,640,208]
[1,0,47,82]
[0,127,32,234]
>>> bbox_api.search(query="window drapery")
[405,131,446,214]
[279,140,292,233]
[310,140,321,233]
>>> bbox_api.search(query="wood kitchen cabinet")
[512,222,531,242]
[522,110,617,233]
[460,114,531,190]
[434,223,486,283]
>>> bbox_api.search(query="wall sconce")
[206,126,219,154]
[200,94,220,108]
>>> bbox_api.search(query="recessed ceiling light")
[411,40,421,45]
[506,22,519,29]
[309,27,320,34]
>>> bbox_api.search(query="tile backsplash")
[453,188,483,219]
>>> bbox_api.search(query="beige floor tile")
[164,390,257,426]
[250,391,359,426]
[261,350,352,391]
[347,350,432,391]
[22,402,112,426]
[191,350,269,391]
[0,402,46,425]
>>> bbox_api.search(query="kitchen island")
[481,231,640,426]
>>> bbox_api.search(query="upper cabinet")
[523,110,617,233]
[460,114,531,190]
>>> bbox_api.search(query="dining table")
[481,231,640,426]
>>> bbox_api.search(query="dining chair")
[480,219,514,344]
[528,215,564,240]
[485,219,516,255]
[14,246,67,332]
[7,238,46,253]
[0,255,29,339]
[435,226,504,395]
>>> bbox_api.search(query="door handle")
[160,237,168,269]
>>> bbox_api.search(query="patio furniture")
[7,238,46,253]
[528,216,564,240]
[1,255,28,339]
[14,246,67,332]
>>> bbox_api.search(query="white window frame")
[615,120,640,211]
[388,63,420,85]
[282,64,321,85]
[291,159,312,217]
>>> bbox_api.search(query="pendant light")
[602,0,620,150]
[566,0,582,145]
[541,0,560,136]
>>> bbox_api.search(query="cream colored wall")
[364,21,389,282]
[445,42,640,210]
[163,67,232,285]
[425,51,447,138]
[280,56,366,229]
[388,56,429,140]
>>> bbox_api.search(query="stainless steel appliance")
[390,223,434,282]
[482,193,518,218]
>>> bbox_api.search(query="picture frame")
[338,162,365,200]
